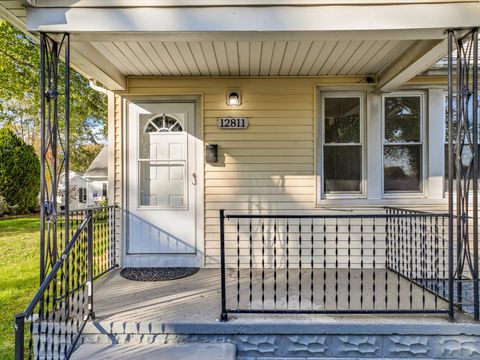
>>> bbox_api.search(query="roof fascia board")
[29,0,479,7]
[69,29,447,42]
[26,4,480,33]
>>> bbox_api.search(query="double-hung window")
[320,93,364,198]
[383,94,424,194]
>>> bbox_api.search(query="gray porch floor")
[90,268,463,328]
[78,268,480,360]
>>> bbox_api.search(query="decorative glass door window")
[383,94,423,193]
[321,94,364,196]
[138,113,187,208]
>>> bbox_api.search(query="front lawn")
[0,216,39,360]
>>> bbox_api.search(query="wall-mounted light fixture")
[226,89,241,106]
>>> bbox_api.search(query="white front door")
[126,102,199,267]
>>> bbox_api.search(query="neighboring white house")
[58,147,108,210]
[58,171,88,211]
[83,145,108,207]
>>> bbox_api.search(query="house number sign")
[217,117,249,129]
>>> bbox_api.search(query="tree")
[71,143,103,173]
[0,20,107,169]
[0,127,40,213]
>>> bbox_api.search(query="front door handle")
[192,172,197,185]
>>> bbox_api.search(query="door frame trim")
[122,95,204,267]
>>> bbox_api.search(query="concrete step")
[71,343,236,360]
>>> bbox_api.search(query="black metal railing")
[14,206,117,360]
[385,207,450,309]
[45,207,117,280]
[219,208,450,321]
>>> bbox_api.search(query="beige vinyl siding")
[113,77,374,267]
[115,76,461,268]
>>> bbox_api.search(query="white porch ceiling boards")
[91,40,415,77]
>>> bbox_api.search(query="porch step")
[71,343,236,360]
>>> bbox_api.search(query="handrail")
[384,206,450,217]
[14,205,117,360]
[23,214,91,318]
[55,204,116,216]
[223,212,449,219]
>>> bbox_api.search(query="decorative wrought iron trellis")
[39,33,70,284]
[447,28,479,320]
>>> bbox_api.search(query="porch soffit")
[87,39,418,78]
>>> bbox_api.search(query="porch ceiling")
[90,39,416,77]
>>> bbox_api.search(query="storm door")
[126,102,198,267]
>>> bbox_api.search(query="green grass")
[0,216,39,360]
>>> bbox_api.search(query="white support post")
[427,88,445,199]
[366,92,382,200]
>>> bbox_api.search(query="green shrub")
[0,128,40,213]
[0,195,9,216]
[98,197,108,207]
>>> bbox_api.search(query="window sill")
[321,194,366,200]
[382,192,427,199]
[315,198,447,209]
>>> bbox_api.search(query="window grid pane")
[324,146,362,193]
[324,97,361,144]
[384,96,421,143]
[384,144,422,193]
[322,95,363,196]
[383,95,423,194]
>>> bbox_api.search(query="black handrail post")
[447,30,455,321]
[219,209,228,322]
[14,313,24,360]
[87,210,95,320]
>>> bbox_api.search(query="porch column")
[447,28,479,320]
[39,33,71,283]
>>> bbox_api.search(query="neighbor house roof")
[84,146,108,178]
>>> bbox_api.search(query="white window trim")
[317,91,366,201]
[381,92,427,199]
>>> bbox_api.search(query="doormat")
[120,267,199,281]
